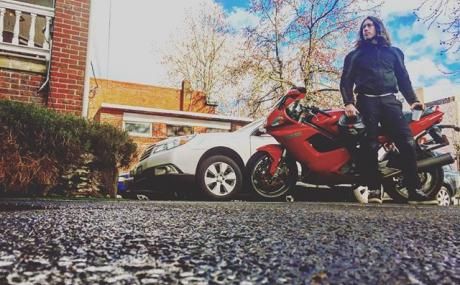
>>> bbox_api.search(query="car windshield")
[234,118,264,133]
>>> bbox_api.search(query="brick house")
[89,78,253,163]
[425,96,460,169]
[0,0,90,114]
[398,88,460,168]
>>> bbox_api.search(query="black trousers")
[356,94,420,191]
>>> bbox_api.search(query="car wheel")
[136,194,150,201]
[197,155,243,201]
[436,186,452,206]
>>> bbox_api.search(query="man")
[340,16,436,204]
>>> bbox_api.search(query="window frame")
[13,0,54,8]
[123,121,152,137]
[166,124,194,137]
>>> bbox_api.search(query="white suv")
[129,119,277,200]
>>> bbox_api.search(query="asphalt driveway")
[0,200,459,284]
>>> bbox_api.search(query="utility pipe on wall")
[82,0,94,118]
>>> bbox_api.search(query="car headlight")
[151,135,196,154]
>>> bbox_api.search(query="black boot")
[368,188,383,204]
[408,189,438,205]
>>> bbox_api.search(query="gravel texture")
[0,200,459,284]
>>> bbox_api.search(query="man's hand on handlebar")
[345,104,358,117]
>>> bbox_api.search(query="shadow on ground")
[292,185,357,202]
[121,184,358,203]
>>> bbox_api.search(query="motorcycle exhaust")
[382,153,454,179]
[416,153,454,171]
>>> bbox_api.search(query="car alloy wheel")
[204,162,237,196]
[197,155,243,200]
[436,186,451,206]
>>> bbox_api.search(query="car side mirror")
[258,125,267,134]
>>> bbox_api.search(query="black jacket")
[340,43,418,106]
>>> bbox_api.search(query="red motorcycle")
[246,88,459,201]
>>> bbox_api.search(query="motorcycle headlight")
[151,135,196,154]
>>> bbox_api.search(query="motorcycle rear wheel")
[247,151,298,200]
[383,152,444,203]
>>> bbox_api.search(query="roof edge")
[100,103,254,122]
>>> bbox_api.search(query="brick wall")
[98,108,123,129]
[88,79,217,119]
[0,70,46,104]
[48,0,90,114]
[426,97,460,169]
[89,79,181,119]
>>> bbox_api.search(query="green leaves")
[0,100,137,194]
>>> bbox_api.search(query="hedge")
[0,100,137,197]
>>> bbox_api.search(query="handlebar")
[437,124,460,132]
[314,107,333,118]
[289,102,333,123]
[304,106,332,118]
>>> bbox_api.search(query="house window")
[15,0,54,7]
[205,128,228,133]
[124,121,152,137]
[166,125,193,137]
[0,0,55,60]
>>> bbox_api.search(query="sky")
[90,0,459,103]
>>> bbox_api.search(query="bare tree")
[415,0,459,55]
[233,0,381,116]
[161,0,238,108]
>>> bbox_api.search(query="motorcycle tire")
[246,151,298,200]
[383,151,444,203]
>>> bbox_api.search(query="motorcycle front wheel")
[246,151,298,200]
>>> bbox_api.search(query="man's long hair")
[356,16,392,48]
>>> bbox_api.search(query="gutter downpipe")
[82,0,93,118]
[38,0,56,102]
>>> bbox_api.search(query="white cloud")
[227,8,259,31]
[406,58,443,86]
[90,0,213,86]
[424,79,460,102]
[414,0,459,28]
[397,25,416,41]
[90,0,457,97]
[380,0,423,18]
[380,0,452,62]
[444,47,460,65]
[387,15,444,59]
